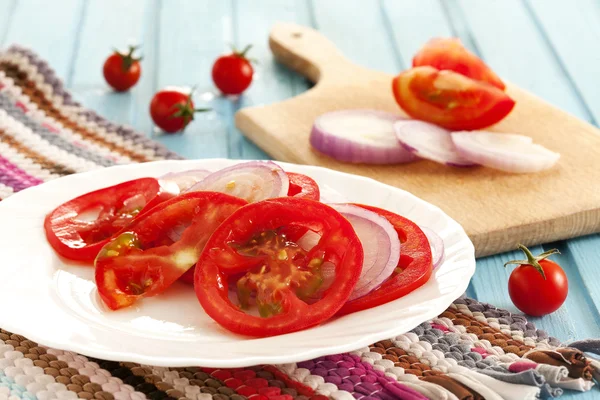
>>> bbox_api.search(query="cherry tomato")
[95,192,247,310]
[505,245,568,316]
[149,89,210,133]
[212,45,254,95]
[102,45,142,92]
[287,172,320,201]
[44,178,172,262]
[413,38,506,90]
[336,205,432,316]
[392,66,515,131]
[194,197,363,337]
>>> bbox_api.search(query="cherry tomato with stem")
[149,88,211,133]
[505,244,568,317]
[212,44,255,95]
[103,45,142,92]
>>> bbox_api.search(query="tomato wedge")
[336,205,432,316]
[413,37,506,90]
[193,197,363,337]
[44,177,174,262]
[287,172,320,201]
[392,66,515,131]
[94,192,247,310]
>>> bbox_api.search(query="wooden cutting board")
[235,22,600,257]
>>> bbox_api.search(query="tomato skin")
[150,90,202,133]
[194,197,363,337]
[287,172,320,201]
[336,205,432,316]
[44,178,163,262]
[212,53,254,95]
[103,53,141,92]
[413,38,505,90]
[508,260,568,316]
[392,66,515,131]
[95,191,247,310]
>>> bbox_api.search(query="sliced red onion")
[393,120,476,167]
[309,110,418,164]
[330,203,401,301]
[420,226,445,270]
[451,131,560,173]
[160,169,211,191]
[186,161,289,202]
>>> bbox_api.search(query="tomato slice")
[413,38,506,90]
[336,205,432,316]
[193,197,363,337]
[392,66,515,131]
[44,177,172,262]
[94,191,247,310]
[287,172,320,201]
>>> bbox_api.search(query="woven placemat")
[0,45,599,400]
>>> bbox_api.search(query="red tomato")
[506,245,568,316]
[392,66,515,130]
[287,172,320,201]
[95,192,247,310]
[336,205,432,316]
[149,89,210,133]
[413,38,506,90]
[102,46,142,92]
[194,197,363,337]
[44,178,168,262]
[212,45,254,95]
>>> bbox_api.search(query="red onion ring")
[330,203,401,300]
[420,226,445,269]
[186,161,289,202]
[451,131,560,173]
[310,110,417,164]
[394,120,476,167]
[159,169,211,191]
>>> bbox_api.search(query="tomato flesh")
[508,259,568,316]
[413,38,505,90]
[336,204,432,316]
[392,66,515,130]
[44,178,165,262]
[194,197,363,337]
[95,191,247,310]
[287,172,320,201]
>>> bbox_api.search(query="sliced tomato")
[94,192,247,310]
[392,66,515,131]
[413,37,505,90]
[336,205,432,316]
[193,197,363,337]
[287,172,320,201]
[44,178,174,262]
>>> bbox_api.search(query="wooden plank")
[2,0,85,79]
[153,0,232,159]
[0,0,17,47]
[310,0,399,74]
[527,0,600,124]
[453,0,591,121]
[381,0,453,68]
[233,0,312,160]
[69,0,154,128]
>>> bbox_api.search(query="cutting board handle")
[269,22,360,84]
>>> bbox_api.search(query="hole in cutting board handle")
[292,32,302,38]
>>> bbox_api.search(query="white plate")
[0,159,475,367]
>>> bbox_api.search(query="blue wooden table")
[2,1,599,398]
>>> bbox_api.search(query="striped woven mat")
[0,45,599,400]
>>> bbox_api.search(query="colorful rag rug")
[0,45,599,400]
